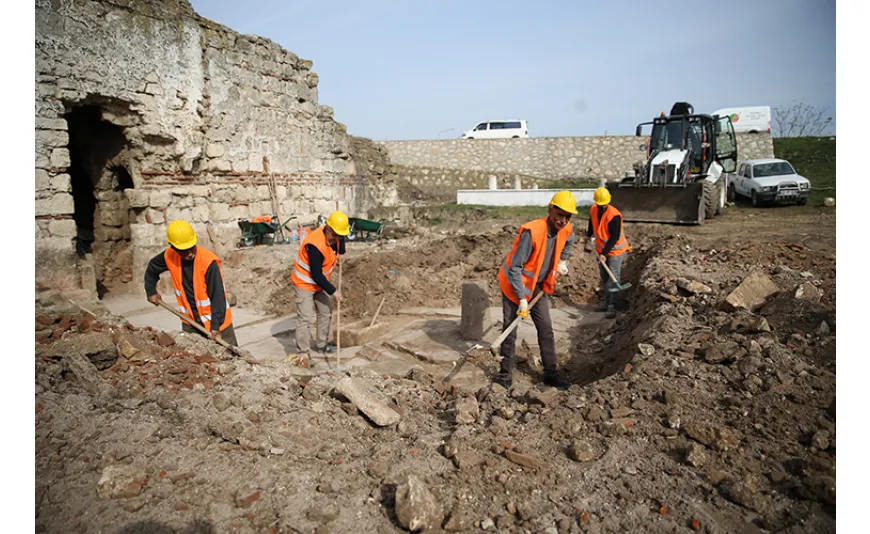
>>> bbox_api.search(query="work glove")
[516,298,530,320]
[557,260,569,276]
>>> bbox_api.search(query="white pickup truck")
[727,158,811,207]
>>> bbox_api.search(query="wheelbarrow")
[347,217,400,242]
[238,216,297,247]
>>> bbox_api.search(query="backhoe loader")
[608,102,738,224]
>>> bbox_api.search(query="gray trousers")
[498,291,557,378]
[295,286,332,353]
[598,253,626,308]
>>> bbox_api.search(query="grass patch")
[772,137,836,206]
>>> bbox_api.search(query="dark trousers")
[498,291,557,378]
[182,322,239,347]
[599,253,626,308]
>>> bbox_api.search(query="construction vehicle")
[607,102,738,224]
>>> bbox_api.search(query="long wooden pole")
[336,261,342,367]
[370,296,386,327]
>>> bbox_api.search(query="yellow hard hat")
[549,191,578,215]
[593,187,612,206]
[167,220,197,250]
[326,211,350,236]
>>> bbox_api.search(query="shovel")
[596,253,632,292]
[440,290,546,384]
[157,300,254,360]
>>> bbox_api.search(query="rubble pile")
[35,215,835,533]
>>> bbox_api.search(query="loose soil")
[35,205,836,534]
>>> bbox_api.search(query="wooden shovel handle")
[157,300,234,351]
[489,290,546,351]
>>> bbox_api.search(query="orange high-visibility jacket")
[164,247,233,331]
[590,205,631,257]
[291,226,336,292]
[498,218,573,304]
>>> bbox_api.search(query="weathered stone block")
[35,117,67,130]
[48,219,77,237]
[206,143,225,158]
[723,273,779,311]
[124,189,150,208]
[795,282,822,301]
[191,205,209,223]
[248,153,264,173]
[340,319,393,347]
[36,129,69,148]
[230,205,250,220]
[165,207,192,222]
[207,159,232,172]
[459,280,492,340]
[208,202,231,221]
[36,169,51,190]
[36,236,74,251]
[149,190,172,208]
[50,148,70,169]
[35,194,74,216]
[145,208,167,225]
[50,173,71,192]
[334,377,401,426]
[99,208,129,227]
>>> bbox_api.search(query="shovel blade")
[607,282,632,292]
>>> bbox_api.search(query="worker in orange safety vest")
[288,211,349,364]
[144,220,237,346]
[495,191,577,390]
[585,187,631,319]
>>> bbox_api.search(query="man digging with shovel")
[494,191,577,390]
[144,220,239,346]
[586,187,631,319]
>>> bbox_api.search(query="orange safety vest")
[590,205,631,257]
[291,226,337,292]
[498,218,573,304]
[164,247,233,332]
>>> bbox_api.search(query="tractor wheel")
[703,181,719,219]
[716,180,726,216]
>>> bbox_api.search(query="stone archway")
[65,105,134,297]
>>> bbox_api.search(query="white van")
[461,120,529,139]
[712,106,771,134]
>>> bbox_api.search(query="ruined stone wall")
[377,132,776,192]
[35,0,396,293]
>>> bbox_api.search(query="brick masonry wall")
[34,0,396,291]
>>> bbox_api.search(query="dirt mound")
[35,210,836,534]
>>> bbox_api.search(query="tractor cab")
[636,113,737,182]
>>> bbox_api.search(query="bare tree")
[772,101,833,137]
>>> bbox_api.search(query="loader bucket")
[605,182,705,225]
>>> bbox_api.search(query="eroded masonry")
[35,0,397,296]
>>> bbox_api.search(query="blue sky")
[188,0,836,140]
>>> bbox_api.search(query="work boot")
[318,343,337,354]
[605,306,617,319]
[543,371,571,390]
[494,373,513,390]
[595,300,609,312]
